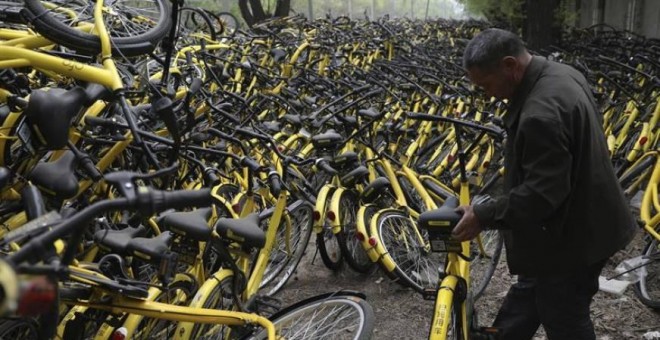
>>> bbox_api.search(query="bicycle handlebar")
[7,187,212,266]
[406,112,505,140]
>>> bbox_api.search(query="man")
[453,28,636,339]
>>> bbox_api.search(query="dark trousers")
[492,260,606,340]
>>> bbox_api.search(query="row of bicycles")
[0,0,656,338]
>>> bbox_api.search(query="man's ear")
[501,56,518,71]
[501,56,520,81]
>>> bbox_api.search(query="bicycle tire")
[428,291,462,339]
[250,293,375,340]
[619,154,656,195]
[316,189,343,270]
[217,12,239,36]
[336,190,375,273]
[179,7,217,43]
[374,210,445,293]
[186,273,235,339]
[633,237,660,309]
[0,318,39,340]
[317,228,344,270]
[129,280,196,339]
[260,200,313,295]
[470,229,503,300]
[22,0,171,57]
[398,174,428,215]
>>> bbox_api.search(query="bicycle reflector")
[313,210,321,221]
[418,197,462,253]
[17,276,57,316]
[326,211,336,222]
[112,327,128,340]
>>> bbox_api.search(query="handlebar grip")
[235,127,267,141]
[316,158,338,175]
[84,116,121,128]
[268,171,282,197]
[240,156,263,172]
[145,188,213,213]
[203,168,221,186]
[80,156,103,181]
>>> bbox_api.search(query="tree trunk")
[274,0,291,17]
[238,0,291,27]
[523,0,561,52]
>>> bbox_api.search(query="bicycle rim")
[189,276,235,339]
[470,229,503,300]
[260,202,313,295]
[23,0,171,56]
[634,238,660,309]
[0,318,39,340]
[317,228,344,270]
[250,295,375,340]
[377,211,445,293]
[337,192,374,273]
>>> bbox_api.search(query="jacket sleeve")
[473,110,573,231]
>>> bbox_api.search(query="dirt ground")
[276,231,660,339]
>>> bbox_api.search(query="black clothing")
[492,260,606,340]
[473,56,636,276]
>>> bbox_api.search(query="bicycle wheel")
[470,229,503,300]
[250,293,375,340]
[375,210,445,293]
[214,11,239,37]
[0,318,39,339]
[398,175,428,215]
[260,200,313,295]
[130,280,196,339]
[428,295,462,340]
[23,0,171,57]
[633,237,660,309]
[187,274,235,339]
[316,191,343,270]
[336,191,374,273]
[619,154,656,197]
[178,7,217,44]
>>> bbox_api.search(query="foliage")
[457,0,524,30]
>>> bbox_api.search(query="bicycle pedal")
[422,288,438,301]
[470,326,501,340]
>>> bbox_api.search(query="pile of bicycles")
[0,0,658,338]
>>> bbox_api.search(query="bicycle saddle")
[418,196,461,231]
[312,129,343,150]
[24,87,87,149]
[331,151,359,170]
[283,113,302,126]
[271,48,287,63]
[358,107,381,119]
[28,150,79,199]
[214,213,266,249]
[360,177,392,203]
[127,231,174,263]
[340,165,369,187]
[95,225,147,255]
[158,208,212,241]
[262,121,282,134]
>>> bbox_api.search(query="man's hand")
[452,205,483,241]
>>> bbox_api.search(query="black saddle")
[214,213,266,249]
[158,208,212,241]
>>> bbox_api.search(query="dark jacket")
[473,56,637,276]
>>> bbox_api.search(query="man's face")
[466,61,517,100]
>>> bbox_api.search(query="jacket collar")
[503,55,547,130]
